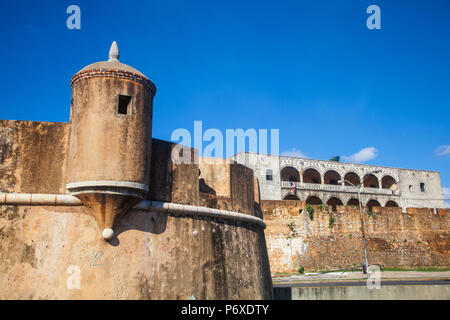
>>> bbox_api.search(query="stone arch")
[385,200,399,207]
[327,197,343,211]
[344,172,361,187]
[367,199,381,211]
[347,198,360,207]
[363,174,379,189]
[381,175,396,189]
[303,168,321,184]
[281,166,300,182]
[305,196,323,205]
[324,170,341,185]
[284,194,300,200]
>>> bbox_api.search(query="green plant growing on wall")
[328,212,335,228]
[324,205,329,212]
[367,211,374,217]
[286,220,299,239]
[318,204,323,210]
[298,266,305,274]
[306,205,314,221]
[349,233,352,239]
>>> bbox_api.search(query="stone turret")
[66,41,156,240]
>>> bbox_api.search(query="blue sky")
[0,0,448,197]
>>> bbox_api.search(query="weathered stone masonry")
[262,200,449,274]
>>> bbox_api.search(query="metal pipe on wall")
[0,193,267,235]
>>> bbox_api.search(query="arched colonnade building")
[231,152,445,211]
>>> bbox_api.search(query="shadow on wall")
[109,203,267,247]
[273,287,292,300]
[199,177,217,195]
[148,139,200,206]
[108,210,168,246]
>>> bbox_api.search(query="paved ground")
[273,271,450,286]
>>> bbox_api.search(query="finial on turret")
[108,41,119,62]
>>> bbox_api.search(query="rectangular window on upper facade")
[420,183,425,192]
[266,169,273,181]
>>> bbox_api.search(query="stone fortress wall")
[0,37,276,300]
[261,200,450,274]
[0,125,448,296]
[0,120,273,299]
[231,152,445,210]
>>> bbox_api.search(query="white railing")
[281,181,400,196]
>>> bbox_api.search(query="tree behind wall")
[330,156,340,162]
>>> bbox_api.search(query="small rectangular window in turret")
[118,95,131,115]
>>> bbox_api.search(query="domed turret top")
[74,41,148,79]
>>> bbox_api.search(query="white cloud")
[435,145,450,157]
[342,147,378,163]
[443,188,450,208]
[281,148,308,158]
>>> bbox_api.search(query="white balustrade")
[281,181,399,196]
